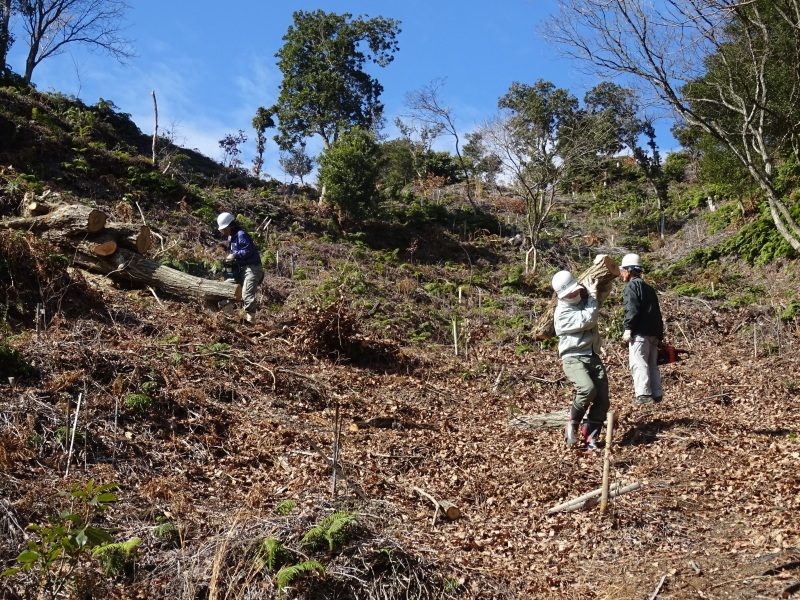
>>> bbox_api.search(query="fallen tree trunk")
[72,247,241,305]
[531,255,620,340]
[3,202,234,307]
[0,203,106,236]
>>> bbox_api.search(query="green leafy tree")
[0,0,12,76]
[479,80,607,248]
[251,106,275,178]
[584,82,670,234]
[271,10,401,152]
[317,127,383,229]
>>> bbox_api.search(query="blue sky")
[6,0,677,181]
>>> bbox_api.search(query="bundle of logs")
[0,201,241,308]
[530,254,620,340]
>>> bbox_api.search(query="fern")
[90,538,142,576]
[300,512,356,552]
[257,537,291,572]
[276,560,325,595]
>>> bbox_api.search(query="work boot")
[632,395,655,405]
[245,312,256,325]
[653,396,663,403]
[564,420,579,447]
[581,421,602,451]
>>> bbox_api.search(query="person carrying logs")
[551,270,610,451]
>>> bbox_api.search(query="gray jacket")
[553,295,601,358]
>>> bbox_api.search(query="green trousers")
[561,353,609,424]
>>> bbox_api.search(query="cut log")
[509,409,569,431]
[0,203,106,236]
[531,255,620,340]
[91,224,152,254]
[22,201,53,217]
[71,247,241,304]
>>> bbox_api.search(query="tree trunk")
[2,202,237,307]
[1,203,107,236]
[72,247,241,305]
[531,255,620,340]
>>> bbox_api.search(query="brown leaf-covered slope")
[1,222,799,600]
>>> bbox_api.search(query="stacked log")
[1,201,240,306]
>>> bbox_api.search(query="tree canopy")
[270,10,401,152]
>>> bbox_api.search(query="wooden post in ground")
[600,410,615,514]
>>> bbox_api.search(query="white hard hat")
[552,270,580,299]
[217,212,235,231]
[621,253,642,269]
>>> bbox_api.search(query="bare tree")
[479,83,613,248]
[404,78,477,208]
[18,0,133,84]
[543,0,800,251]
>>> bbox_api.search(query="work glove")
[583,277,598,298]
[593,254,608,265]
[226,253,235,262]
[621,330,632,343]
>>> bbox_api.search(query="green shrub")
[672,283,702,296]
[274,500,295,516]
[124,393,153,413]
[1,482,139,596]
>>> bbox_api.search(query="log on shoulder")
[0,203,106,236]
[72,247,241,304]
[531,255,620,340]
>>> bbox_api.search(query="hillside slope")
[1,88,799,600]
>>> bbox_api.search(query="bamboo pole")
[600,410,615,513]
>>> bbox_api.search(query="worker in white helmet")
[551,270,609,451]
[619,254,664,405]
[217,212,264,325]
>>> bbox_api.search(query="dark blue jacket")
[623,277,664,339]
[228,225,261,265]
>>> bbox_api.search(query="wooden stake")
[331,405,341,497]
[600,410,615,513]
[452,320,458,356]
[65,393,83,478]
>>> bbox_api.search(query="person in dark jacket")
[217,212,264,324]
[620,253,664,405]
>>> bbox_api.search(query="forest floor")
[1,207,800,600]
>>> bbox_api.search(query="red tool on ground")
[657,345,690,365]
